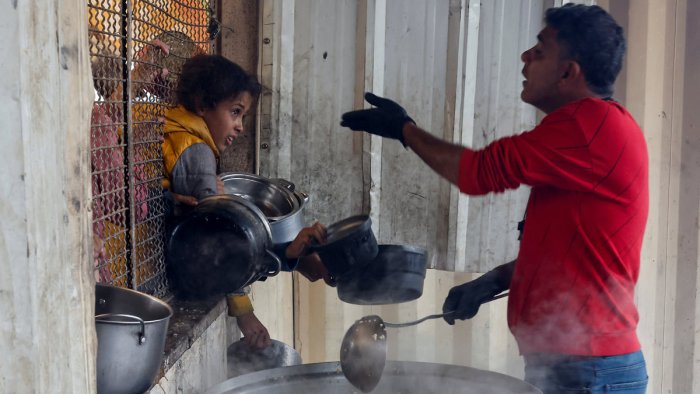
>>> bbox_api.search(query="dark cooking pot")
[95,284,173,394]
[167,194,282,300]
[220,173,309,245]
[311,215,378,278]
[336,244,428,305]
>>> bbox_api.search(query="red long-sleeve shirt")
[459,98,648,356]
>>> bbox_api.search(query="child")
[162,54,331,349]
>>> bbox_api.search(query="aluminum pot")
[220,173,309,245]
[269,187,309,245]
[167,194,282,300]
[205,361,542,394]
[95,284,173,394]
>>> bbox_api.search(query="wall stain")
[60,46,74,70]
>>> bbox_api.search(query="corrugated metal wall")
[258,0,543,376]
[261,0,541,271]
[257,0,700,391]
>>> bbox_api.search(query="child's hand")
[216,178,225,194]
[296,253,335,287]
[285,222,326,259]
[236,312,272,350]
[171,192,198,206]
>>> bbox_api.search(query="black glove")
[340,92,414,146]
[442,269,507,325]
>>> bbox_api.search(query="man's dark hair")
[546,4,626,97]
[176,54,262,113]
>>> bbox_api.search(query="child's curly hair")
[176,54,261,113]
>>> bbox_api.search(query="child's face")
[199,91,254,152]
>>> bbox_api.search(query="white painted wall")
[0,0,96,392]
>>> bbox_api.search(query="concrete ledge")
[158,296,227,378]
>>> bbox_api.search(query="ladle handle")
[384,292,508,328]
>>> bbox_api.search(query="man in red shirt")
[340,4,648,393]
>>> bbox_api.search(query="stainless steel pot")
[220,173,309,245]
[269,188,309,245]
[167,194,282,299]
[95,284,173,394]
[205,361,542,394]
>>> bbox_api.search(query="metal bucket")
[95,284,173,394]
[206,361,542,394]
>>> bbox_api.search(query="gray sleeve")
[170,143,218,200]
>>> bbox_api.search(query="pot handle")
[294,190,310,204]
[264,249,282,277]
[95,313,147,345]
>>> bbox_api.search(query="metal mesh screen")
[89,0,217,298]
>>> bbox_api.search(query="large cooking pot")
[205,361,542,394]
[167,194,282,300]
[336,244,428,305]
[95,284,173,394]
[311,215,379,278]
[220,173,309,245]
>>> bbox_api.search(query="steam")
[511,259,639,355]
[227,340,302,378]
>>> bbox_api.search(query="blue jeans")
[524,351,648,393]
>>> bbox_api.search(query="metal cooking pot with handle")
[95,284,173,394]
[220,173,310,245]
[167,194,282,299]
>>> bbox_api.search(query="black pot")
[167,195,281,300]
[311,215,378,278]
[336,244,428,305]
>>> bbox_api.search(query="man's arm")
[492,259,516,289]
[402,122,467,186]
[341,93,469,187]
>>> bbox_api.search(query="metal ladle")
[340,292,508,392]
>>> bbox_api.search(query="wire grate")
[89,0,216,298]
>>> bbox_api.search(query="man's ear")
[560,60,582,82]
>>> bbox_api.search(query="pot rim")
[95,284,173,323]
[198,194,273,241]
[311,214,372,249]
[220,173,302,222]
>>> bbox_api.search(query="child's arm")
[170,143,219,200]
